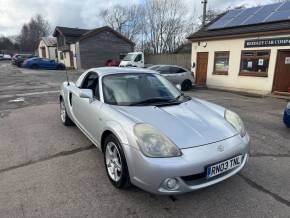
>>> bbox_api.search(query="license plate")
[207,155,243,179]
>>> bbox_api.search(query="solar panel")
[265,10,290,22]
[226,7,262,27]
[207,9,244,29]
[207,2,290,30]
[278,1,290,11]
[243,3,281,25]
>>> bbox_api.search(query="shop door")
[273,50,290,92]
[196,52,208,86]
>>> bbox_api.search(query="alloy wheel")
[105,142,123,182]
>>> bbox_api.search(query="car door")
[157,66,174,83]
[38,59,47,68]
[71,72,103,145]
[169,66,187,84]
[133,54,143,67]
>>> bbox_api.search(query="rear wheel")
[104,134,131,189]
[181,80,192,91]
[60,99,74,126]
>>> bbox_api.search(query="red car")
[105,59,120,67]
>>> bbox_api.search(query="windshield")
[102,73,188,106]
[122,53,135,61]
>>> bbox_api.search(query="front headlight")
[225,110,246,137]
[134,123,182,158]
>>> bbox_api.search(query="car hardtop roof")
[90,67,158,77]
[150,64,185,68]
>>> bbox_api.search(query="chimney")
[202,0,208,26]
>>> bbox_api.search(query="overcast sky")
[0,0,276,36]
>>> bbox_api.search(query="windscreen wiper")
[130,97,172,106]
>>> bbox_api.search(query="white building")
[37,37,57,60]
[188,2,290,94]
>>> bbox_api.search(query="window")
[170,67,186,74]
[134,54,142,62]
[239,50,270,77]
[102,73,181,106]
[213,51,229,75]
[156,66,171,74]
[82,72,99,100]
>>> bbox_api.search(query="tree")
[100,4,144,42]
[0,36,19,51]
[142,0,190,54]
[99,0,197,54]
[16,14,51,52]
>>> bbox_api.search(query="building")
[53,26,134,69]
[37,37,57,60]
[188,2,290,94]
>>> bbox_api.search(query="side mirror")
[176,84,181,90]
[79,89,93,100]
[192,62,196,68]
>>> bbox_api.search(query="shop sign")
[245,37,290,48]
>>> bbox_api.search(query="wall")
[38,40,47,58]
[145,53,191,70]
[191,34,290,94]
[79,31,133,69]
[38,40,57,60]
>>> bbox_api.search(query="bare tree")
[100,4,144,42]
[0,36,19,51]
[16,14,51,52]
[99,0,198,54]
[143,0,190,54]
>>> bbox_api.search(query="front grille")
[181,172,206,181]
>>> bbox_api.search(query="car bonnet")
[114,99,238,149]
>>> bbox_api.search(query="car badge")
[217,145,224,152]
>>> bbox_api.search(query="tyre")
[57,65,65,70]
[60,99,74,126]
[181,80,192,91]
[104,134,131,189]
[31,64,39,69]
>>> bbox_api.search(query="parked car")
[0,53,12,60]
[11,54,35,66]
[105,59,120,67]
[283,102,290,128]
[149,65,194,91]
[59,67,250,195]
[23,57,65,70]
[119,52,144,68]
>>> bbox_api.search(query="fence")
[145,53,191,70]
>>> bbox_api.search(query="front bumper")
[124,133,250,195]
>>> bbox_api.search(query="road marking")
[8,97,25,102]
[0,90,59,99]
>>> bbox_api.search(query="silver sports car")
[59,67,250,195]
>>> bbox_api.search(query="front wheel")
[104,134,131,189]
[60,100,74,126]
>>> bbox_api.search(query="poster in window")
[285,57,290,64]
[247,61,253,68]
[258,59,264,66]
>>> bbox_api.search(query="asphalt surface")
[0,60,289,217]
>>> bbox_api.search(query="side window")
[134,54,142,62]
[81,72,99,100]
[170,67,186,74]
[158,66,171,74]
